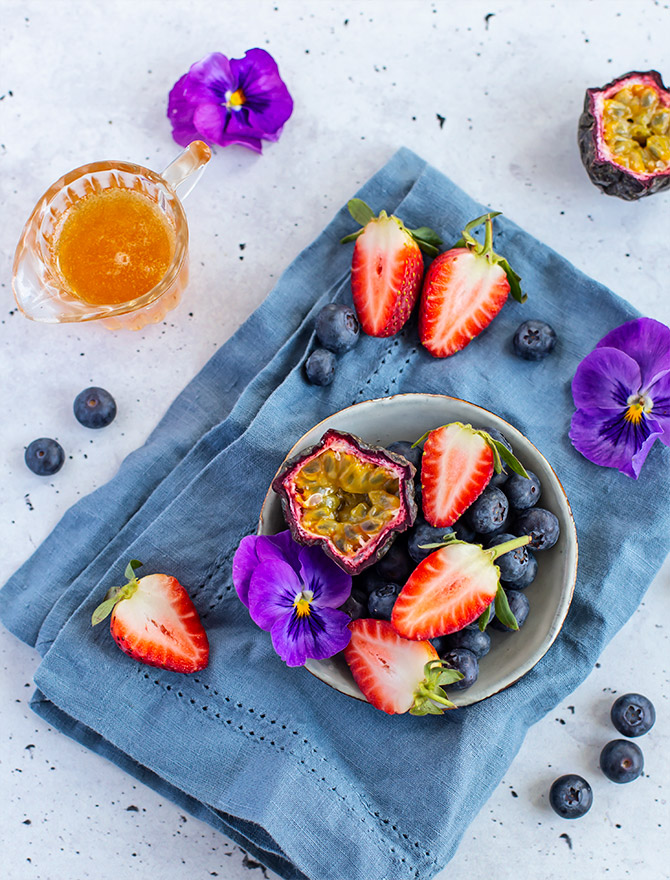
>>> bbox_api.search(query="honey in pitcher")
[53,187,176,306]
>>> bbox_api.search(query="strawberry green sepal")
[478,535,532,631]
[91,560,143,626]
[340,199,443,256]
[410,660,464,715]
[450,212,526,304]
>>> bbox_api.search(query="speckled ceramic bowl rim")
[257,393,578,708]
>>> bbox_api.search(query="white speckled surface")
[1,1,668,878]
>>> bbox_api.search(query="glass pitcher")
[12,140,211,331]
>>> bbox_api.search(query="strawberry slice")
[420,422,527,528]
[419,212,525,358]
[343,618,462,715]
[92,561,209,674]
[342,199,442,337]
[391,535,530,640]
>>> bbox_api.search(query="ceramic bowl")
[258,393,578,708]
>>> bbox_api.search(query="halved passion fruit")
[578,70,670,199]
[272,428,417,575]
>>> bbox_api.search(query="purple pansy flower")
[167,49,293,153]
[233,531,352,667]
[570,317,670,478]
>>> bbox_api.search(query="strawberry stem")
[488,534,531,561]
[91,560,143,626]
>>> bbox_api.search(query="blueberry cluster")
[549,692,655,819]
[344,428,560,692]
[305,303,360,386]
[24,387,117,476]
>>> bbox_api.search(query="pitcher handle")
[161,140,212,200]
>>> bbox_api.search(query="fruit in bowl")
[257,394,577,709]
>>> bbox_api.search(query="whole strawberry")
[341,199,442,337]
[419,212,525,357]
[92,560,209,674]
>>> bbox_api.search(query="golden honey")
[54,188,175,306]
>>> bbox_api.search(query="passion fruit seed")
[293,448,401,556]
[603,84,670,174]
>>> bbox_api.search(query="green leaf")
[494,583,519,631]
[437,669,465,686]
[125,559,143,582]
[409,226,443,248]
[499,257,526,303]
[478,603,494,631]
[340,229,364,245]
[347,198,375,227]
[492,441,529,478]
[91,589,121,626]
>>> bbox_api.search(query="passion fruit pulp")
[272,429,417,575]
[578,70,670,199]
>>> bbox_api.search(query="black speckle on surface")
[24,495,33,511]
[567,705,575,714]
[436,113,446,129]
[239,243,246,250]
[560,832,573,850]
[555,717,566,725]
[22,819,31,825]
[484,12,495,29]
[125,805,139,812]
[242,853,269,877]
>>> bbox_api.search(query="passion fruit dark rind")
[272,428,417,575]
[578,70,670,200]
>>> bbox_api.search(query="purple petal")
[193,102,227,143]
[597,318,670,389]
[187,52,234,97]
[261,530,303,572]
[247,560,300,631]
[269,605,352,667]
[569,407,663,479]
[297,545,352,608]
[229,49,293,134]
[167,73,202,147]
[571,347,641,410]
[649,369,670,446]
[232,535,260,607]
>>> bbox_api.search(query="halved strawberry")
[419,422,527,528]
[342,199,441,337]
[343,618,462,715]
[419,212,525,358]
[92,561,209,674]
[391,535,530,640]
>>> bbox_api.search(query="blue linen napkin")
[2,148,669,880]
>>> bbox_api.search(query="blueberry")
[487,532,530,583]
[407,519,452,563]
[504,549,538,589]
[600,739,644,783]
[513,319,557,361]
[441,627,491,659]
[373,540,413,583]
[340,593,367,620]
[610,693,656,738]
[514,507,560,550]
[367,583,401,620]
[549,774,593,819]
[490,589,529,632]
[73,386,117,429]
[489,469,509,489]
[305,348,336,385]
[353,569,386,597]
[442,648,479,690]
[387,440,422,472]
[453,517,477,543]
[505,470,542,511]
[465,487,509,534]
[24,438,65,476]
[315,303,360,353]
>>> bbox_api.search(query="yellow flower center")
[293,590,314,618]
[625,393,653,424]
[225,88,246,110]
